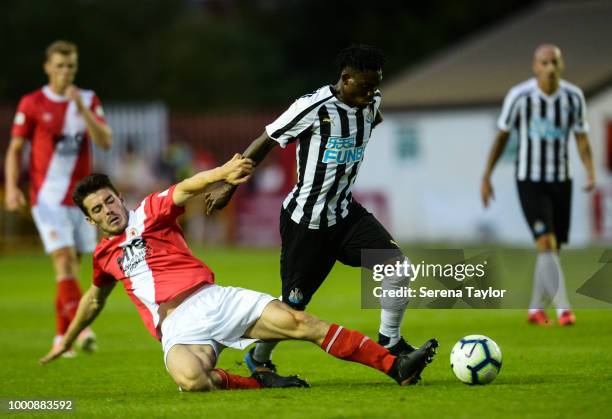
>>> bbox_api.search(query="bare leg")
[166,344,219,391]
[245,300,329,344]
[166,344,267,392]
[246,300,401,376]
[51,246,80,280]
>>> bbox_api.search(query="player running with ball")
[205,44,429,375]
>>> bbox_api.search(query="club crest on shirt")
[42,112,53,123]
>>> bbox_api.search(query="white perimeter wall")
[354,99,607,245]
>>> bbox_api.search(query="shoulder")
[93,239,112,262]
[293,85,335,108]
[506,79,536,99]
[560,80,584,97]
[78,88,99,106]
[79,87,96,98]
[18,89,44,106]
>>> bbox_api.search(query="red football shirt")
[92,185,215,340]
[10,86,106,206]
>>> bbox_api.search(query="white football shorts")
[161,284,276,367]
[31,204,97,254]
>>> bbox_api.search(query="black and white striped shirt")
[497,78,589,182]
[266,85,382,229]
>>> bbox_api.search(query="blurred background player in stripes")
[481,44,595,326]
[4,40,113,355]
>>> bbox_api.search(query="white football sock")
[378,256,410,346]
[379,309,405,346]
[529,252,550,310]
[540,251,571,311]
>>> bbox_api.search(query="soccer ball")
[450,335,502,384]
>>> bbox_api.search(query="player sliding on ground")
[39,155,438,391]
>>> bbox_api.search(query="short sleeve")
[373,89,382,112]
[372,90,382,125]
[497,88,521,132]
[144,184,185,223]
[90,93,107,124]
[11,97,35,139]
[571,89,589,134]
[93,256,116,287]
[265,93,333,148]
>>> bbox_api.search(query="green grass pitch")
[1,246,611,418]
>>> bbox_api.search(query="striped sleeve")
[266,94,333,148]
[570,88,589,134]
[497,87,522,132]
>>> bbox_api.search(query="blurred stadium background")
[2,2,612,417]
[4,0,612,252]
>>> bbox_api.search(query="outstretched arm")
[173,154,254,207]
[481,130,510,208]
[39,283,115,364]
[575,133,596,191]
[204,132,278,214]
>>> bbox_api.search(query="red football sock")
[321,324,396,374]
[57,278,83,323]
[54,293,70,336]
[212,369,262,390]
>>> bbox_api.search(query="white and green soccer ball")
[450,335,502,385]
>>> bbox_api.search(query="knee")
[51,248,77,276]
[291,310,326,341]
[175,371,214,392]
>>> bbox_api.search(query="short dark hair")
[73,174,119,215]
[336,44,385,72]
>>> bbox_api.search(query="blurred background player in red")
[481,44,595,326]
[4,40,113,355]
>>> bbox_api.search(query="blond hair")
[45,40,78,60]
